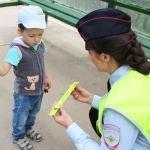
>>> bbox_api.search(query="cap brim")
[23,21,46,29]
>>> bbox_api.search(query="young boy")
[0,5,51,150]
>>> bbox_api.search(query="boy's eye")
[29,35,34,37]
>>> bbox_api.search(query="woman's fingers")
[52,101,57,108]
[52,101,61,117]
[72,91,79,97]
[57,104,63,115]
[75,84,85,92]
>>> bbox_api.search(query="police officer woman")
[53,8,150,150]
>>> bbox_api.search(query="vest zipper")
[36,50,44,93]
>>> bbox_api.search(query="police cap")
[76,8,131,41]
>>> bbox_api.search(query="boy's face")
[18,28,44,46]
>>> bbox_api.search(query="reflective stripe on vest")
[98,69,150,144]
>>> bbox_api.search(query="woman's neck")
[107,59,120,75]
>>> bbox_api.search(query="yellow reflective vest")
[98,69,150,144]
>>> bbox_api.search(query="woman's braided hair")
[85,31,150,75]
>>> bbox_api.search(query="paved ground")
[0,5,109,150]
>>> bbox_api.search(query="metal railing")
[0,0,150,56]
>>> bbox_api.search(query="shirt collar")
[109,65,130,87]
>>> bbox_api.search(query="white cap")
[18,5,46,29]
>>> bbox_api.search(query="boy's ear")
[17,28,23,36]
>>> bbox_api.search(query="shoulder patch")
[103,124,120,150]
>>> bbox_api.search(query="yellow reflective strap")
[49,82,79,116]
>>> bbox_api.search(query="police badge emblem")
[103,124,120,150]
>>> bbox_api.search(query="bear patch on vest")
[103,124,120,150]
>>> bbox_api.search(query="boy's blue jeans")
[12,92,43,140]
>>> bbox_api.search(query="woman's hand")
[52,102,73,128]
[72,84,94,104]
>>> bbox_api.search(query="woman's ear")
[100,53,110,62]
[17,28,23,36]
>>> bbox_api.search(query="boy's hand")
[44,87,49,93]
[0,62,12,76]
[44,71,52,93]
[44,77,51,93]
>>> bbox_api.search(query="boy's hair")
[18,24,26,31]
